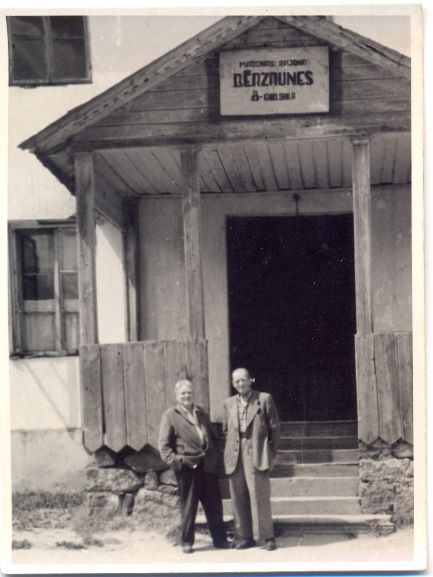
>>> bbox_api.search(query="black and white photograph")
[0,3,427,573]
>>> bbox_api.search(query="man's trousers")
[177,460,226,546]
[228,437,274,541]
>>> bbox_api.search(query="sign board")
[219,47,329,116]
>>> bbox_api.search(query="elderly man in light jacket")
[223,368,280,551]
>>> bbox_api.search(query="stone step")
[278,436,358,450]
[271,462,359,478]
[269,476,359,497]
[275,448,359,464]
[222,496,362,516]
[197,514,394,536]
[219,475,358,498]
[280,420,358,438]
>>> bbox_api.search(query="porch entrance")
[227,214,357,421]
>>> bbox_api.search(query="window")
[10,223,79,356]
[7,16,91,86]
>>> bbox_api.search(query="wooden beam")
[180,147,205,339]
[75,152,98,345]
[123,199,140,341]
[72,111,411,152]
[351,138,373,336]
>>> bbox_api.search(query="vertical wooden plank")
[268,141,290,190]
[284,141,303,190]
[123,198,140,342]
[180,147,205,340]
[351,138,373,336]
[80,344,104,452]
[396,332,413,444]
[75,152,98,345]
[374,333,403,444]
[243,142,266,191]
[185,339,209,411]
[355,334,379,444]
[123,342,147,450]
[312,140,330,190]
[298,140,317,189]
[101,343,127,451]
[255,141,279,191]
[144,341,167,448]
[327,139,343,188]
[164,340,188,407]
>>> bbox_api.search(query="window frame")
[9,220,80,358]
[7,16,92,87]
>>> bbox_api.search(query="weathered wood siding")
[80,339,208,452]
[89,17,410,138]
[356,332,413,445]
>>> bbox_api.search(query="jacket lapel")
[230,396,239,430]
[245,389,260,431]
[175,405,203,451]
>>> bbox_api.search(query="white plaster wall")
[9,356,80,430]
[96,218,127,344]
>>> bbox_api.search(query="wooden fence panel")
[101,343,128,451]
[123,342,147,450]
[80,344,104,452]
[355,334,379,444]
[80,339,209,453]
[144,341,168,449]
[374,333,403,443]
[396,333,413,444]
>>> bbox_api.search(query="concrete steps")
[197,514,394,536]
[223,496,362,516]
[206,420,393,535]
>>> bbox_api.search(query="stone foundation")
[359,439,413,525]
[83,445,181,537]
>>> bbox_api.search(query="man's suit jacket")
[223,389,280,475]
[158,404,220,474]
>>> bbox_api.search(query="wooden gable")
[83,17,410,141]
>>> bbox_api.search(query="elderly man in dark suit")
[223,368,280,551]
[159,379,233,554]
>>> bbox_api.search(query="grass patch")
[12,539,32,550]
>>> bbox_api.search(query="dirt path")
[8,526,417,571]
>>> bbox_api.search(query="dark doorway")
[227,214,357,421]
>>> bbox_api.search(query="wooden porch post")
[123,198,140,342]
[75,152,98,345]
[351,138,373,335]
[180,147,205,339]
[351,138,378,443]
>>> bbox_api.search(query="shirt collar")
[238,391,252,404]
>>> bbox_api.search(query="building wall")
[139,184,411,421]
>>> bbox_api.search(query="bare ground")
[8,525,417,571]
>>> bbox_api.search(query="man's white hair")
[175,379,193,393]
[232,368,250,379]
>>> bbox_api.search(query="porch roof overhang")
[19,15,411,196]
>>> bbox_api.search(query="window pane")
[52,38,87,80]
[9,16,44,37]
[20,232,54,300]
[12,38,47,81]
[22,274,54,300]
[22,313,55,351]
[61,272,78,299]
[64,312,79,351]
[59,231,77,270]
[50,17,84,38]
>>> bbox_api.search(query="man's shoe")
[213,540,235,549]
[182,543,193,554]
[235,538,256,550]
[263,538,277,551]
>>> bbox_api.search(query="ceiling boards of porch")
[95,134,411,196]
